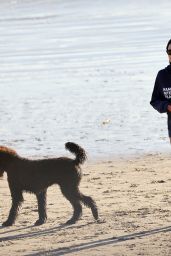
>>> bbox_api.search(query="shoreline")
[86,150,171,164]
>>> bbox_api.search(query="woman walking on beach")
[150,39,171,142]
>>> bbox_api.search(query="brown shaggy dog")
[0,142,98,226]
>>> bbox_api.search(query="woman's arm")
[150,72,169,113]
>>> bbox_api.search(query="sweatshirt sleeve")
[150,72,169,113]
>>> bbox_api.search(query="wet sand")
[1,153,171,255]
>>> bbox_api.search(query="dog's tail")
[65,142,87,165]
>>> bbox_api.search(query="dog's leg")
[60,186,82,225]
[2,190,23,226]
[65,201,82,225]
[79,193,98,221]
[35,189,47,226]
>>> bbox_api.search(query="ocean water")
[0,0,171,160]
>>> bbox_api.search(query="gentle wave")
[0,0,171,160]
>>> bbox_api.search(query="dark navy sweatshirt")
[150,65,171,136]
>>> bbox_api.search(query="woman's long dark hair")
[166,39,171,52]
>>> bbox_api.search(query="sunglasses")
[167,50,171,55]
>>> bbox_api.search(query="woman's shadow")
[1,223,171,255]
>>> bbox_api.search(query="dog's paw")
[96,218,106,224]
[65,219,76,225]
[34,219,46,226]
[2,220,13,227]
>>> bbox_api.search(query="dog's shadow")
[0,224,35,234]
[0,221,94,241]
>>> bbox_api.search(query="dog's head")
[0,146,18,176]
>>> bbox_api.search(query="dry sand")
[1,153,171,255]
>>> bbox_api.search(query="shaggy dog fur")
[0,142,98,226]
